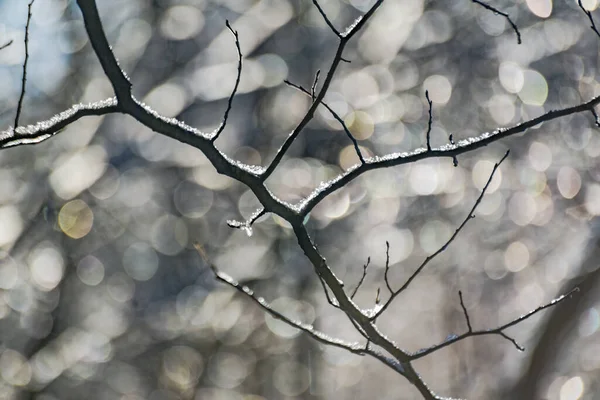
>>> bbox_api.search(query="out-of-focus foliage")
[1,0,600,399]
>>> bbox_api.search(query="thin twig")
[578,0,600,38]
[383,241,393,294]
[592,108,600,128]
[425,90,433,152]
[471,0,521,44]
[351,257,370,299]
[284,79,365,164]
[193,243,365,353]
[0,39,13,51]
[458,291,472,332]
[212,20,243,142]
[226,208,267,236]
[373,150,510,320]
[14,0,35,129]
[411,287,579,360]
[311,69,321,101]
[312,0,341,36]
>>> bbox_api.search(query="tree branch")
[14,0,35,129]
[471,0,521,44]
[297,95,600,216]
[411,287,579,360]
[578,0,600,38]
[211,20,243,142]
[372,150,509,320]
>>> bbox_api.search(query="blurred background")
[1,0,600,399]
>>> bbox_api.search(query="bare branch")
[76,0,131,100]
[425,90,433,152]
[194,243,365,353]
[0,39,13,50]
[458,291,472,332]
[312,0,341,37]
[227,208,267,237]
[284,79,365,164]
[471,0,521,44]
[212,20,243,142]
[1,98,119,148]
[311,69,321,101]
[373,150,510,319]
[411,287,579,360]
[592,108,600,128]
[383,241,393,294]
[297,95,600,216]
[262,0,384,180]
[351,257,370,299]
[14,0,35,129]
[578,0,600,38]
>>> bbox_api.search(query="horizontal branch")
[410,287,579,360]
[297,95,600,216]
[0,98,119,148]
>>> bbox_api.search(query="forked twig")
[372,150,510,319]
[284,79,365,164]
[411,287,579,359]
[472,0,521,44]
[14,0,36,129]
[212,20,243,142]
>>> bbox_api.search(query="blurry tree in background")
[1,0,600,399]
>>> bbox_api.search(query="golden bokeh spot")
[58,199,94,239]
[345,111,374,140]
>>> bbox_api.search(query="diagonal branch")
[262,0,384,181]
[351,257,370,299]
[410,287,579,360]
[211,20,243,142]
[312,0,341,37]
[297,95,600,216]
[578,0,600,38]
[0,39,13,51]
[372,150,509,320]
[284,79,365,164]
[471,0,521,44]
[14,0,36,129]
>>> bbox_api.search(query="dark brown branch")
[312,0,341,37]
[471,0,521,44]
[14,0,35,129]
[298,95,600,216]
[284,79,365,163]
[373,150,509,320]
[425,90,433,152]
[351,257,370,299]
[411,287,579,360]
[0,39,13,50]
[262,0,384,181]
[212,20,243,142]
[578,0,600,38]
